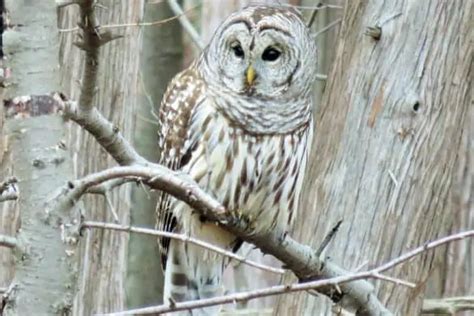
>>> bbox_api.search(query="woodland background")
[0,0,472,315]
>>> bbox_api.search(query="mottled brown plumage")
[156,5,317,315]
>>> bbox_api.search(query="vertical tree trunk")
[126,0,183,308]
[1,1,75,315]
[58,1,145,314]
[276,1,472,315]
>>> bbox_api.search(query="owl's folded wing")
[155,67,205,269]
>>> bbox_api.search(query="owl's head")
[202,5,317,101]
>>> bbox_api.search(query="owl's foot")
[225,209,256,235]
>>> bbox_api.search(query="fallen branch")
[82,221,284,275]
[99,230,474,315]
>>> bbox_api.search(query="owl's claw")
[225,209,256,234]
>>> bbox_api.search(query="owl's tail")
[163,239,225,316]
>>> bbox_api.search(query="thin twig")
[104,194,120,223]
[373,230,474,273]
[312,18,342,38]
[82,221,284,275]
[86,177,138,195]
[58,5,199,33]
[373,273,415,288]
[98,230,474,315]
[307,2,324,28]
[316,220,342,257]
[422,296,474,314]
[284,4,344,11]
[167,0,204,49]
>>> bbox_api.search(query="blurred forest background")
[0,0,471,315]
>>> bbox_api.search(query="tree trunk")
[276,1,472,315]
[126,0,183,308]
[58,1,145,314]
[1,1,75,315]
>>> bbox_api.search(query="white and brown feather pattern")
[155,5,317,312]
[155,67,205,266]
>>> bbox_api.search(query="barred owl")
[156,5,317,315]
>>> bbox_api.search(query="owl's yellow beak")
[246,65,256,86]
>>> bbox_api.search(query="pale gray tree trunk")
[0,0,75,315]
[58,1,145,314]
[276,1,472,315]
[126,0,183,308]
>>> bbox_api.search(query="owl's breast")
[183,101,312,234]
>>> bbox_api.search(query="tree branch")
[0,234,17,248]
[82,221,284,275]
[0,177,18,202]
[166,0,204,49]
[98,230,474,315]
[422,296,474,314]
[312,18,342,38]
[58,5,200,33]
[52,163,391,315]
[61,99,147,165]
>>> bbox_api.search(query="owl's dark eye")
[262,47,281,61]
[231,43,245,58]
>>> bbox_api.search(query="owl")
[156,5,317,315]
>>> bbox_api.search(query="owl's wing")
[156,68,205,269]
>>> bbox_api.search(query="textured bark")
[424,92,473,316]
[126,0,183,308]
[0,1,75,315]
[276,1,472,315]
[58,1,145,314]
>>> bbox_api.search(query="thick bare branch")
[99,230,474,315]
[86,177,139,195]
[54,164,390,315]
[61,100,147,165]
[82,221,284,275]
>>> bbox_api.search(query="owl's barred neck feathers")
[196,5,318,135]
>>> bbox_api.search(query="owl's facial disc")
[214,21,303,99]
[203,6,317,102]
